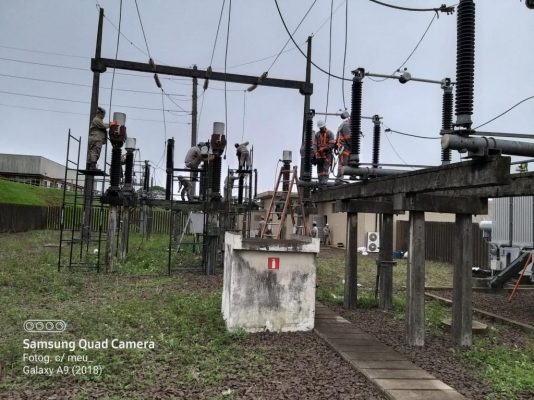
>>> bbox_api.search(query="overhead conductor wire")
[108,0,123,123]
[325,0,334,123]
[224,0,232,158]
[342,0,348,109]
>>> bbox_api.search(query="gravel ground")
[326,305,534,400]
[2,331,386,400]
[428,289,534,327]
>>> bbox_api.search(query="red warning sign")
[268,257,280,270]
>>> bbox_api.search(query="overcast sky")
[1,0,533,194]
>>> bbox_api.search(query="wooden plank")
[379,214,394,310]
[97,58,312,94]
[406,211,425,346]
[452,214,473,346]
[344,213,358,309]
[311,156,511,202]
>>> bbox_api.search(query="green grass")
[316,251,453,307]
[0,230,264,398]
[0,179,66,206]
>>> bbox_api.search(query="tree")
[150,185,165,199]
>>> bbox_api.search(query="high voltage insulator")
[442,86,453,163]
[455,0,475,128]
[165,138,174,201]
[110,147,122,190]
[303,115,313,199]
[350,69,364,165]
[212,156,222,195]
[372,115,381,168]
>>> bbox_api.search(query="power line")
[314,0,347,37]
[367,13,437,83]
[134,0,152,58]
[210,0,227,66]
[224,0,232,155]
[368,0,456,13]
[342,0,348,109]
[0,56,87,71]
[0,73,188,96]
[383,126,411,167]
[241,90,246,142]
[108,0,123,122]
[0,90,187,112]
[198,89,207,133]
[273,0,350,82]
[325,0,334,123]
[0,103,190,123]
[161,89,190,113]
[384,127,441,140]
[474,95,534,130]
[0,44,88,59]
[267,0,318,73]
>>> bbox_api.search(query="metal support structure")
[406,211,425,346]
[165,138,174,200]
[191,66,198,195]
[314,112,381,120]
[344,213,358,309]
[452,213,473,346]
[379,214,395,310]
[365,71,449,86]
[442,134,534,157]
[82,7,104,242]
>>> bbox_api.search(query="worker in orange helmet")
[312,120,335,185]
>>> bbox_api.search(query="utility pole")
[191,65,198,195]
[82,7,104,242]
[299,36,312,234]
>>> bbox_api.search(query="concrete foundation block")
[222,232,319,333]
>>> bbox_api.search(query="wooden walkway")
[314,302,466,400]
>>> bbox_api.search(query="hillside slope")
[0,179,64,206]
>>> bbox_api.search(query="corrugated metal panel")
[492,197,510,245]
[313,215,326,240]
[512,196,533,248]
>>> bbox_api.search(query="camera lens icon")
[24,320,67,333]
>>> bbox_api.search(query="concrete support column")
[452,213,473,346]
[379,214,394,310]
[406,211,425,346]
[344,212,358,309]
[205,212,219,275]
[105,205,118,273]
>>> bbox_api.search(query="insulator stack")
[254,169,258,198]
[442,87,454,163]
[238,174,244,204]
[143,162,150,191]
[165,139,174,201]
[124,152,134,185]
[282,162,290,192]
[303,116,313,199]
[372,117,381,168]
[455,0,475,128]
[206,159,213,193]
[110,146,122,190]
[212,156,222,195]
[350,74,363,164]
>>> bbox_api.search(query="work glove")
[110,121,118,127]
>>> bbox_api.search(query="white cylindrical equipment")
[213,122,225,136]
[479,221,492,231]
[125,137,136,150]
[282,150,292,163]
[114,112,126,126]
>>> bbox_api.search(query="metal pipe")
[471,131,534,140]
[511,158,534,166]
[358,162,434,168]
[365,72,447,85]
[314,112,381,120]
[442,134,534,157]
[342,166,405,177]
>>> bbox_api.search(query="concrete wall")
[222,232,319,332]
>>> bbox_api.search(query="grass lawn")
[0,179,66,206]
[316,247,534,398]
[0,231,264,399]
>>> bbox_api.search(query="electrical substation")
[55,0,534,352]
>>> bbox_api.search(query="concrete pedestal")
[222,232,320,332]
